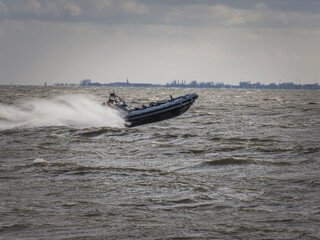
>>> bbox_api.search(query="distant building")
[239,81,251,88]
[80,79,92,86]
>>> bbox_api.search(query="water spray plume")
[0,95,125,130]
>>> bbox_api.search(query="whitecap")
[33,158,49,164]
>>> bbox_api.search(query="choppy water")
[0,86,319,239]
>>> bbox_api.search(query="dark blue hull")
[125,93,198,127]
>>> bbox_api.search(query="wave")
[0,95,124,130]
[31,158,171,175]
[203,158,256,166]
[75,127,129,138]
[201,157,292,166]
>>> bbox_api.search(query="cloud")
[0,0,80,20]
[0,0,318,30]
[0,0,150,23]
[209,4,261,25]
[64,2,82,16]
[120,0,149,15]
[0,0,319,85]
[0,0,8,14]
[23,0,43,15]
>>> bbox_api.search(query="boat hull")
[125,93,198,127]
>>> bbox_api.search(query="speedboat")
[104,92,198,127]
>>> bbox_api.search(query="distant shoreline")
[62,79,320,90]
[2,80,319,90]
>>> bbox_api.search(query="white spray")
[0,95,125,130]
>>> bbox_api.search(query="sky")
[0,0,319,86]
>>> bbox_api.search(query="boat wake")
[0,95,125,130]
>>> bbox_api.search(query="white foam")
[33,158,49,164]
[0,95,125,130]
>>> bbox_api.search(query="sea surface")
[0,86,319,239]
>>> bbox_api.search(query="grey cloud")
[0,0,319,29]
[143,0,320,14]
[149,2,320,29]
[0,0,150,23]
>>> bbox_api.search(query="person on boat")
[106,92,130,111]
[106,99,115,108]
